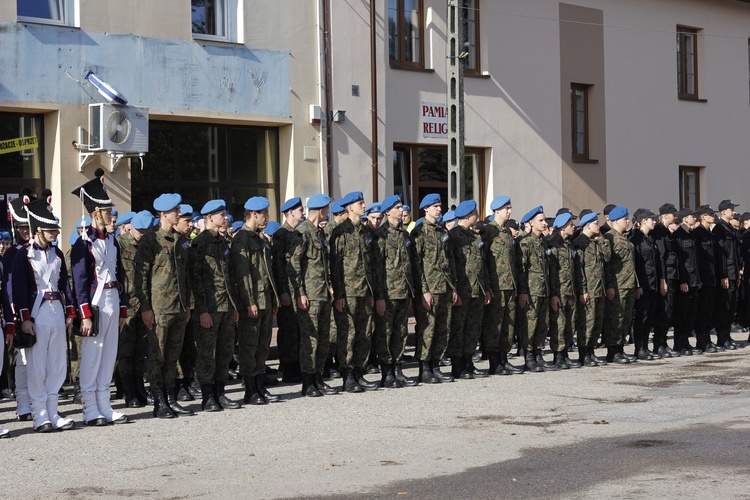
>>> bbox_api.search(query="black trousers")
[633,287,657,351]
[673,286,698,349]
[653,279,676,346]
[713,280,738,344]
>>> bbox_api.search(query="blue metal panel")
[0,23,290,117]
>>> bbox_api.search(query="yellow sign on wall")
[0,136,39,155]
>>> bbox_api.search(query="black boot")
[134,374,149,406]
[121,372,143,408]
[394,363,418,387]
[342,369,364,393]
[380,363,401,388]
[524,349,543,373]
[281,362,302,384]
[302,373,323,397]
[215,381,240,409]
[488,352,507,375]
[535,349,559,371]
[451,356,470,379]
[499,352,523,374]
[176,378,194,402]
[324,357,341,379]
[552,352,569,370]
[114,370,124,400]
[581,349,597,367]
[606,346,630,364]
[243,375,267,405]
[201,384,222,412]
[464,355,488,378]
[188,377,202,399]
[354,368,379,391]
[430,359,454,382]
[256,374,280,402]
[167,387,194,415]
[315,373,339,395]
[419,361,439,384]
[563,350,581,368]
[73,381,82,405]
[153,387,176,419]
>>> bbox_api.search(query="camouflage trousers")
[237,308,273,377]
[374,298,409,364]
[117,312,149,382]
[328,301,338,358]
[603,287,635,347]
[549,295,576,352]
[481,289,516,353]
[447,296,484,358]
[69,334,83,381]
[298,299,331,374]
[334,295,373,370]
[276,304,300,365]
[195,310,236,384]
[177,314,197,381]
[575,295,604,350]
[147,311,188,388]
[414,292,452,362]
[519,295,549,351]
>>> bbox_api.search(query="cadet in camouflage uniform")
[547,212,580,369]
[117,211,152,407]
[189,200,241,412]
[287,194,339,397]
[230,196,280,405]
[329,191,378,393]
[571,211,608,367]
[274,197,304,383]
[517,206,558,372]
[603,206,638,364]
[322,200,347,378]
[174,205,198,402]
[481,196,522,375]
[134,193,193,419]
[410,193,456,384]
[446,200,490,380]
[371,195,418,388]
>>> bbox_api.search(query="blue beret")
[69,229,80,246]
[365,203,382,215]
[153,193,182,212]
[380,195,402,214]
[0,231,11,240]
[414,217,424,228]
[227,214,233,224]
[281,197,302,213]
[264,221,281,236]
[487,214,494,222]
[553,212,573,229]
[192,214,203,223]
[331,199,345,214]
[77,216,92,229]
[520,206,544,225]
[455,200,477,219]
[341,191,364,207]
[490,196,511,211]
[131,210,155,230]
[580,212,600,227]
[402,205,411,212]
[201,199,226,216]
[419,193,441,210]
[609,206,628,221]
[231,221,244,233]
[179,204,194,217]
[442,210,456,223]
[244,196,270,212]
[117,211,135,226]
[152,217,160,227]
[111,209,118,217]
[360,215,368,222]
[308,194,332,210]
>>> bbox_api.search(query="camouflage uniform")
[517,232,550,351]
[571,232,606,352]
[372,221,414,365]
[288,218,331,375]
[323,221,338,359]
[482,220,517,354]
[330,218,374,371]
[189,229,237,385]
[134,227,191,390]
[547,232,577,352]
[603,230,638,348]
[231,225,278,377]
[273,221,300,376]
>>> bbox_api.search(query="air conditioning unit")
[88,103,149,153]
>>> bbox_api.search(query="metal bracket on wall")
[75,127,145,172]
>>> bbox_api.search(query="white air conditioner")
[88,103,149,153]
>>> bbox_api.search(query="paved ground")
[1,336,748,499]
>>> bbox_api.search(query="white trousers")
[14,349,30,416]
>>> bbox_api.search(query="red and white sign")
[421,102,448,138]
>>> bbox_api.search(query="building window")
[462,0,479,73]
[393,144,485,213]
[191,0,243,43]
[679,166,701,210]
[133,122,278,219]
[677,26,699,99]
[17,0,77,26]
[388,0,424,68]
[571,83,591,161]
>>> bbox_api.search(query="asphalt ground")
[0,332,748,499]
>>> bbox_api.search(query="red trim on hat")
[19,309,30,322]
[80,303,93,319]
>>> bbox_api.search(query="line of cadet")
[2,175,749,437]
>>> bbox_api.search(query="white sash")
[82,231,117,307]
[27,245,60,317]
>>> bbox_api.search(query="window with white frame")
[192,0,244,44]
[17,0,78,27]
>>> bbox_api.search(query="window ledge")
[465,73,491,79]
[18,18,78,28]
[192,35,244,46]
[678,96,707,103]
[573,158,599,164]
[389,63,435,74]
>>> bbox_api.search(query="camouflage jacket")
[288,218,331,301]
[448,224,488,299]
[134,227,191,314]
[272,221,297,297]
[230,225,278,310]
[604,230,639,290]
[410,219,456,296]
[517,232,550,297]
[548,233,576,298]
[571,232,606,298]
[117,231,141,312]
[330,218,374,300]
[372,221,415,301]
[189,230,237,314]
[483,219,517,292]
